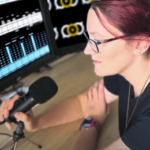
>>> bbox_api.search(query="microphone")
[0,76,58,125]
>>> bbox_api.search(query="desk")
[0,52,119,150]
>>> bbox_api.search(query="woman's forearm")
[34,95,84,131]
[70,127,99,150]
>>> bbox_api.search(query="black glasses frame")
[83,31,129,53]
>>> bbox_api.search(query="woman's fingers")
[88,80,100,91]
[0,101,6,121]
[8,95,20,110]
[91,86,99,101]
[0,95,20,130]
[0,100,12,130]
[87,89,93,102]
[86,80,100,102]
[1,100,10,119]
[5,122,12,130]
[98,79,105,102]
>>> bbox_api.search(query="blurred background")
[0,0,119,150]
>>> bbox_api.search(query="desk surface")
[0,52,119,150]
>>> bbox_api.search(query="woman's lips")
[93,60,102,64]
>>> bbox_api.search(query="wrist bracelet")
[79,118,101,133]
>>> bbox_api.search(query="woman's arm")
[34,95,84,131]
[35,79,118,131]
[70,129,130,150]
[70,79,122,150]
[70,127,99,150]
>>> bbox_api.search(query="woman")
[71,0,150,149]
[1,0,150,150]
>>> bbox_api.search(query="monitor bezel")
[38,0,57,56]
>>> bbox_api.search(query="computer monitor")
[0,0,56,92]
[45,0,91,56]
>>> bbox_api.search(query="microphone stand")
[12,121,26,150]
[0,87,42,150]
[0,121,42,150]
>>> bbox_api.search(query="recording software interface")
[48,0,91,48]
[0,0,50,80]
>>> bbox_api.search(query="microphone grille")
[29,76,58,104]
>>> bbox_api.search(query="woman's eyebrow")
[88,31,105,37]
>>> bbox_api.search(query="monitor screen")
[0,0,51,80]
[47,0,91,55]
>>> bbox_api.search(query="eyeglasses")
[83,31,129,53]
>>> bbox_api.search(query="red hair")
[91,0,150,58]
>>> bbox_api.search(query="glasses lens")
[88,40,98,53]
[84,32,99,53]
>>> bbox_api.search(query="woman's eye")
[94,39,101,42]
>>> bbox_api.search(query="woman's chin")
[94,67,118,77]
[94,68,104,77]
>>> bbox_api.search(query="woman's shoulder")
[104,74,129,96]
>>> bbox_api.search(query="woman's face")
[84,8,135,77]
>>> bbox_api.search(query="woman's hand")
[84,79,110,125]
[0,95,38,132]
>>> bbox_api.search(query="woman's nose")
[84,44,95,55]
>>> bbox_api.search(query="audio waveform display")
[0,0,50,80]
[0,12,43,36]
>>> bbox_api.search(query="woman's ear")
[133,41,150,56]
[135,37,150,53]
